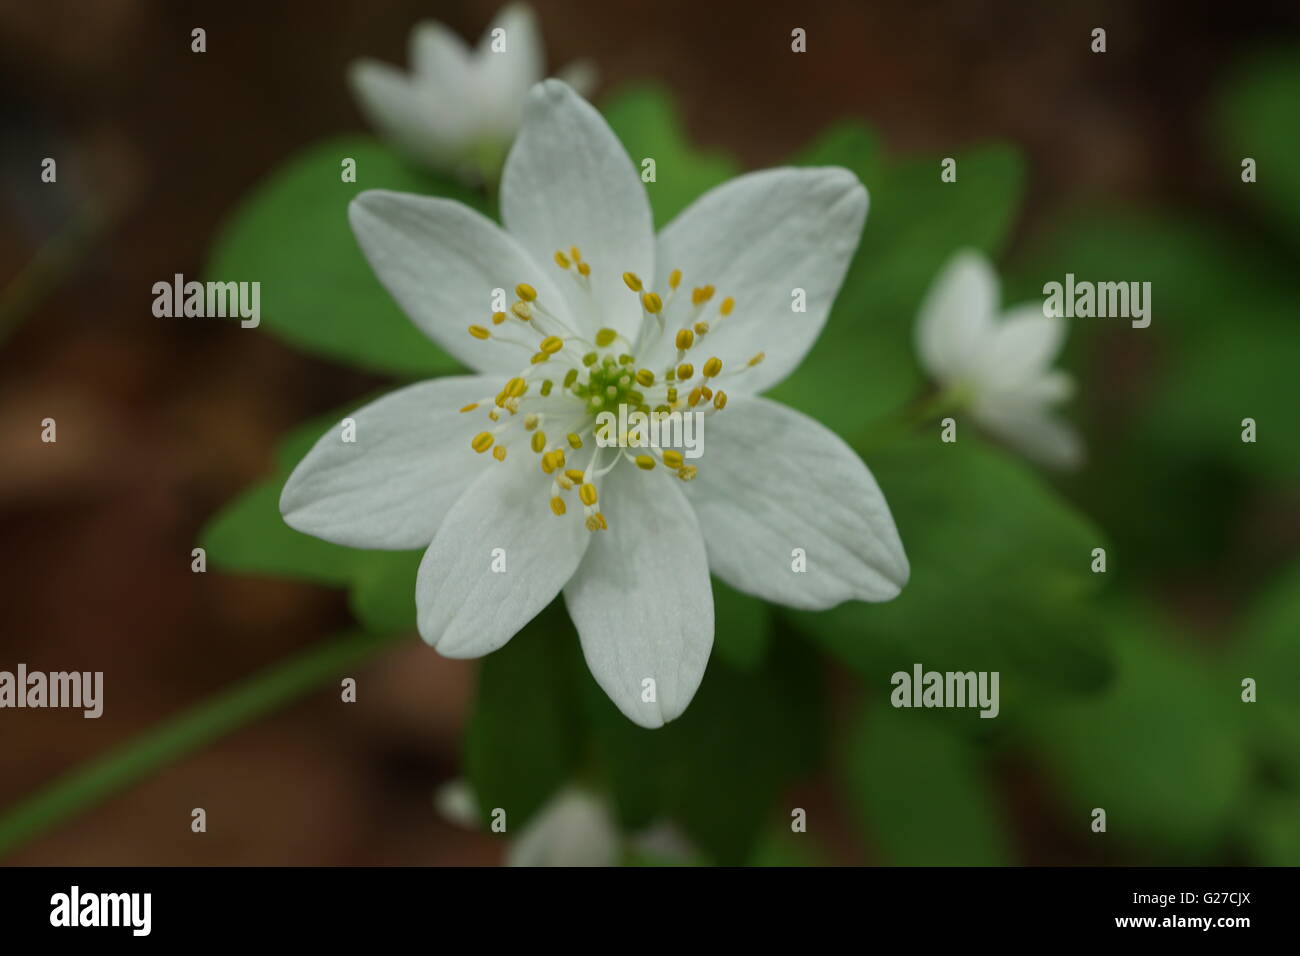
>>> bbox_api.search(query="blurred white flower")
[435,780,693,867]
[282,81,908,727]
[348,3,595,183]
[915,249,1083,469]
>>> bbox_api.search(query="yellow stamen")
[564,469,585,482]
[677,466,698,481]
[642,292,663,314]
[720,297,735,316]
[569,245,582,262]
[595,328,617,347]
[550,496,566,516]
[713,390,728,410]
[677,363,694,380]
[523,413,539,431]
[493,445,507,462]
[577,261,591,277]
[554,250,571,269]
[531,431,547,453]
[635,454,656,471]
[567,433,583,449]
[585,512,607,531]
[540,335,564,355]
[516,283,538,302]
[669,269,682,290]
[702,357,722,377]
[675,329,694,350]
[691,285,715,305]
[530,352,548,364]
[688,387,703,407]
[694,321,709,335]
[491,311,507,325]
[635,368,655,387]
[748,351,766,367]
[622,272,642,292]
[511,301,532,320]
[579,483,598,506]
[471,432,494,453]
[468,325,490,339]
[459,403,479,413]
[662,450,684,469]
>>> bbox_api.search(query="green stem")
[0,628,408,859]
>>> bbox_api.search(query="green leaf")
[790,436,1110,703]
[601,85,740,228]
[464,606,588,830]
[206,135,483,376]
[711,577,771,671]
[1027,615,1249,857]
[348,550,422,634]
[848,701,1011,865]
[774,135,1025,438]
[1242,793,1300,866]
[1217,47,1300,248]
[588,631,822,864]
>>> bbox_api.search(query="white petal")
[555,59,598,98]
[410,20,473,90]
[417,456,589,657]
[433,779,480,829]
[505,788,620,867]
[350,189,566,374]
[500,80,653,341]
[347,60,468,167]
[646,167,868,394]
[473,3,544,132]
[683,396,909,608]
[975,303,1067,390]
[564,465,713,728]
[916,249,999,384]
[971,401,1084,470]
[280,376,498,549]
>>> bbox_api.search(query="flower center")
[456,245,766,530]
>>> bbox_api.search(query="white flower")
[281,80,909,727]
[435,780,693,867]
[915,250,1083,469]
[348,3,595,183]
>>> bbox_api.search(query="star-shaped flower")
[282,81,908,727]
[915,250,1083,468]
[348,3,594,184]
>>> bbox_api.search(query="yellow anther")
[635,454,656,471]
[531,431,547,453]
[563,369,579,387]
[492,310,507,325]
[507,378,528,398]
[595,328,617,347]
[662,450,684,469]
[516,283,538,302]
[720,297,735,316]
[669,269,682,290]
[554,250,571,269]
[550,496,566,516]
[635,368,655,387]
[582,352,598,367]
[488,409,500,422]
[569,245,582,262]
[666,387,678,404]
[459,403,479,413]
[713,390,728,410]
[702,357,723,378]
[565,469,585,482]
[530,352,548,364]
[540,335,564,355]
[694,321,709,335]
[677,466,698,481]
[585,512,608,532]
[493,445,507,462]
[677,362,694,380]
[675,329,694,350]
[511,301,532,320]
[691,285,715,305]
[556,474,574,490]
[577,261,591,277]
[471,432,494,453]
[567,433,583,449]
[468,325,490,340]
[540,380,554,396]
[579,483,598,506]
[701,386,713,400]
[642,292,663,314]
[623,272,643,292]
[523,413,540,431]
[689,387,703,407]
[748,351,766,367]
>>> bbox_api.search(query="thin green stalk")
[0,628,408,858]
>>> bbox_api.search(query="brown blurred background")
[1,0,1297,865]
